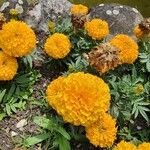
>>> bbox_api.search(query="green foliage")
[22,116,71,150]
[0,71,40,117]
[139,42,150,72]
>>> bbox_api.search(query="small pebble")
[16,119,27,128]
[99,4,104,7]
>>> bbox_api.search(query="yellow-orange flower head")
[0,51,18,80]
[46,72,110,126]
[44,33,71,59]
[85,19,109,40]
[113,141,137,150]
[71,4,88,15]
[134,25,144,38]
[0,20,36,57]
[86,113,117,148]
[109,34,139,64]
[138,142,150,150]
[134,25,150,40]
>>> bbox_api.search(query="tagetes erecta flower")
[46,72,110,126]
[113,141,137,150]
[134,18,150,40]
[0,20,36,57]
[85,19,109,40]
[71,4,88,15]
[138,142,150,150]
[0,51,18,80]
[134,25,144,38]
[71,4,88,29]
[44,33,71,59]
[109,34,139,64]
[86,113,117,148]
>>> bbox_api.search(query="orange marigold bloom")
[0,51,18,80]
[46,72,110,126]
[134,25,144,38]
[71,4,88,15]
[109,34,139,64]
[138,142,150,150]
[0,20,36,57]
[44,33,71,59]
[113,141,137,150]
[85,19,109,40]
[86,113,117,148]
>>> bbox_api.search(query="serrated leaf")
[34,116,71,140]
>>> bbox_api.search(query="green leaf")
[5,84,16,102]
[23,133,49,147]
[0,89,6,103]
[57,134,71,150]
[146,60,150,72]
[0,113,6,121]
[34,116,71,140]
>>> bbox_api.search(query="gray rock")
[25,0,72,32]
[89,3,144,36]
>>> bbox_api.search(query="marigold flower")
[71,4,88,15]
[109,34,139,64]
[85,19,109,40]
[44,33,71,59]
[86,113,117,148]
[85,43,121,73]
[138,142,150,150]
[46,72,110,126]
[134,25,150,40]
[134,25,144,38]
[113,141,137,150]
[0,51,18,80]
[0,20,36,57]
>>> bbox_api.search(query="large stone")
[89,3,144,36]
[25,0,72,32]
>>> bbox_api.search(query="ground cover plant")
[0,3,150,150]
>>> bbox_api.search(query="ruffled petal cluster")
[85,19,109,40]
[138,142,150,150]
[134,25,144,38]
[0,20,36,57]
[113,141,137,150]
[46,72,110,126]
[86,113,117,148]
[109,34,139,64]
[71,4,88,15]
[44,33,71,59]
[0,51,18,80]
